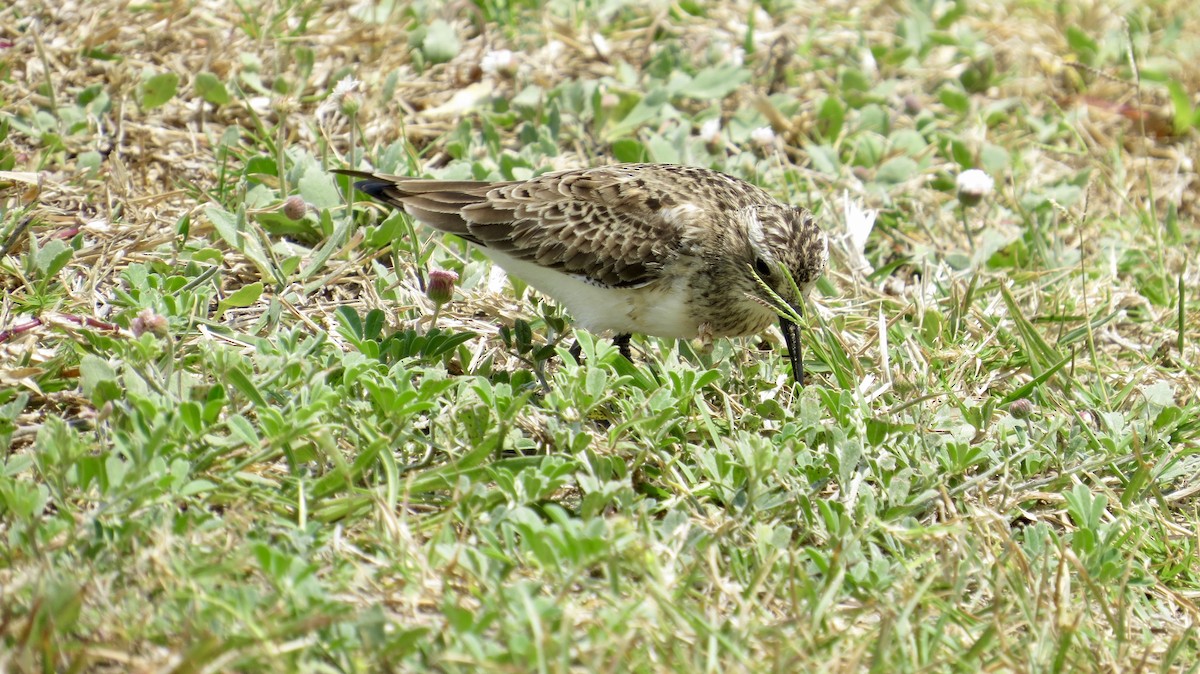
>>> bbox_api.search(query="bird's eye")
[754,257,772,278]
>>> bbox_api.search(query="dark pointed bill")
[780,313,804,386]
[747,261,808,385]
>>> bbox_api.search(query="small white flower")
[331,75,361,98]
[480,49,516,75]
[842,191,878,274]
[486,264,509,296]
[956,169,994,206]
[317,75,363,121]
[750,126,776,148]
[698,118,721,144]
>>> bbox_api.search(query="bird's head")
[739,204,827,384]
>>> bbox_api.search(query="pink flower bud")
[1009,398,1034,420]
[426,269,458,308]
[132,308,169,338]
[282,195,308,221]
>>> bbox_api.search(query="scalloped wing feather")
[345,166,708,288]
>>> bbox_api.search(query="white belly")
[480,249,700,339]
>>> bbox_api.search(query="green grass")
[2,0,1200,671]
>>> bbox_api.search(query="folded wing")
[338,166,696,288]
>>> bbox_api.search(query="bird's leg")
[613,333,632,360]
[696,322,715,354]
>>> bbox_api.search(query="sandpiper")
[336,163,827,383]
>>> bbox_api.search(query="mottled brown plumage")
[337,163,826,383]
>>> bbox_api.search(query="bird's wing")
[339,166,701,288]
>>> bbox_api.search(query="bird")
[335,163,827,384]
